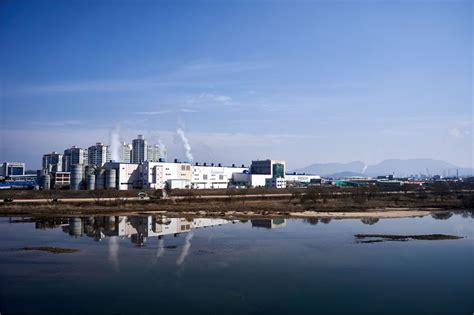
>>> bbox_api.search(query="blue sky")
[0,0,472,169]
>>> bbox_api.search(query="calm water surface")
[0,213,473,315]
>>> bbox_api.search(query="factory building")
[265,177,287,189]
[231,160,287,188]
[42,152,63,172]
[88,143,110,167]
[191,163,248,189]
[0,162,25,177]
[52,172,71,188]
[132,135,147,163]
[285,173,322,186]
[250,159,286,178]
[103,162,141,190]
[141,160,193,189]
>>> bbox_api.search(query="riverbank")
[1,188,471,219]
[0,202,465,221]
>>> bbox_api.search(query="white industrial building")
[265,177,287,189]
[103,162,141,190]
[141,161,193,189]
[191,163,248,189]
[285,173,321,185]
[0,162,25,177]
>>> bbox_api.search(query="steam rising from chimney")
[110,124,120,161]
[362,164,368,174]
[176,128,193,162]
[158,139,167,161]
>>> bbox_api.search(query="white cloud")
[134,110,173,115]
[448,127,471,139]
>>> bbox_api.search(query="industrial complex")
[1,134,469,191]
[0,134,320,191]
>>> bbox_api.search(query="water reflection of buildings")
[59,216,232,245]
[251,219,287,229]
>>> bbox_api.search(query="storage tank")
[70,164,84,190]
[41,174,51,190]
[105,169,117,189]
[86,174,95,190]
[96,169,106,189]
[85,165,94,176]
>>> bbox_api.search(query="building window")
[203,175,208,180]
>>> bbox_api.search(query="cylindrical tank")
[105,169,117,189]
[86,174,95,190]
[96,169,106,189]
[71,164,84,190]
[85,165,94,176]
[41,174,51,190]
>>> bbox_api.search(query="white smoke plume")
[108,236,120,272]
[110,124,121,162]
[176,128,193,162]
[176,231,193,266]
[362,164,368,174]
[158,139,167,161]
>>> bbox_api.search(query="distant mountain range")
[292,159,473,178]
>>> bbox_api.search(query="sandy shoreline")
[1,207,456,220]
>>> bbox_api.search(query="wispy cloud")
[28,120,85,127]
[448,127,471,139]
[11,60,268,95]
[179,108,198,113]
[134,110,173,115]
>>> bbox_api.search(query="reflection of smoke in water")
[157,238,165,259]
[176,232,194,265]
[108,236,120,272]
[176,128,193,162]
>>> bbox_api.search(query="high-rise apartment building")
[88,143,110,167]
[147,144,161,162]
[132,135,147,164]
[42,152,63,172]
[63,146,88,172]
[120,142,132,163]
